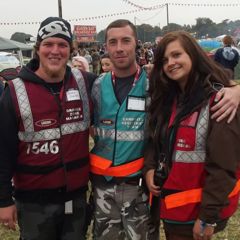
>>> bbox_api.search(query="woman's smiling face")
[162,39,192,91]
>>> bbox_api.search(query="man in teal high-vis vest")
[90,19,156,240]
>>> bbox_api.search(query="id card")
[127,96,145,111]
[65,200,73,214]
[66,89,81,101]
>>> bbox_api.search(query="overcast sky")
[0,0,240,39]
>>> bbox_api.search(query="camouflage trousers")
[16,195,87,240]
[93,181,158,240]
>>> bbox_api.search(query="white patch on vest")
[66,89,81,101]
[66,107,82,121]
[176,138,191,149]
[127,96,145,111]
[35,119,57,127]
[122,117,144,129]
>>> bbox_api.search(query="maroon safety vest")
[9,69,91,192]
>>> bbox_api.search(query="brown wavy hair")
[223,35,234,46]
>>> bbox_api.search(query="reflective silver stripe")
[94,127,144,141]
[12,78,34,132]
[72,68,90,129]
[18,121,89,142]
[146,77,149,91]
[145,78,151,108]
[61,121,89,135]
[175,150,206,163]
[91,73,105,120]
[174,102,210,163]
[18,128,60,142]
[196,101,210,150]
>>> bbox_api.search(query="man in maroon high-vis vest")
[0,17,96,240]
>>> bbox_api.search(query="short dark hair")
[100,53,110,60]
[105,19,137,42]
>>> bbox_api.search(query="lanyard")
[111,65,141,88]
[59,80,65,101]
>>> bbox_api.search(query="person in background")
[91,49,101,75]
[72,55,90,72]
[138,47,148,67]
[72,42,80,57]
[0,17,96,240]
[99,46,105,56]
[0,80,4,96]
[83,50,93,69]
[99,53,113,73]
[144,30,240,240]
[214,35,239,79]
[144,42,154,64]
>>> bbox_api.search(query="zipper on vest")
[112,107,121,165]
[51,89,68,192]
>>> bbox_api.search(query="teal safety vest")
[90,70,148,178]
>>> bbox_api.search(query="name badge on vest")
[127,96,145,111]
[66,89,81,101]
[65,200,73,214]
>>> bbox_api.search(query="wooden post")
[58,0,62,18]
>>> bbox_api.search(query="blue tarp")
[198,39,223,50]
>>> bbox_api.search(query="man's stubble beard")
[43,61,67,80]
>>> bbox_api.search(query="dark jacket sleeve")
[82,71,97,94]
[232,49,239,68]
[0,81,4,97]
[143,136,158,176]
[214,48,222,64]
[199,110,240,223]
[0,86,19,207]
[82,71,97,125]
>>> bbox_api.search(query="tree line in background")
[96,18,240,43]
[10,17,240,45]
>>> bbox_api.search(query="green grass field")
[0,202,240,239]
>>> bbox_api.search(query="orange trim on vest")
[90,154,112,169]
[229,179,240,197]
[90,154,144,177]
[149,192,153,206]
[165,179,240,209]
[165,188,202,209]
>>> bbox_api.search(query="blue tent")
[198,39,222,50]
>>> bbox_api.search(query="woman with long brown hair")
[144,31,240,240]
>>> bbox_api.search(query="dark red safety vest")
[160,98,240,222]
[8,69,91,192]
